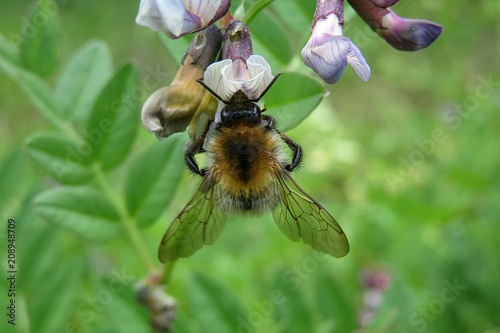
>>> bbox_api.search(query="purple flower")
[347,0,442,51]
[135,0,231,39]
[378,10,443,51]
[368,0,400,8]
[301,13,370,84]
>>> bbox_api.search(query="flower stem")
[92,164,156,273]
[160,261,176,285]
[243,0,275,25]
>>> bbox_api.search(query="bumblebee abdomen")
[228,141,259,183]
[217,186,282,215]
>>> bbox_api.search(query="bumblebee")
[158,75,349,263]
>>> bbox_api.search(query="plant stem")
[161,261,176,285]
[243,0,275,25]
[92,164,156,273]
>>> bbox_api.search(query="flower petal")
[203,56,275,101]
[138,0,185,34]
[158,0,199,38]
[346,41,371,81]
[302,36,351,84]
[135,0,171,32]
[312,13,343,40]
[302,12,370,84]
[240,55,274,99]
[136,0,230,39]
[203,59,234,101]
[183,0,221,25]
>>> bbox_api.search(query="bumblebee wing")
[158,177,226,263]
[272,170,349,258]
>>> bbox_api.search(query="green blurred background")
[1,0,500,332]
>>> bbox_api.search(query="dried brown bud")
[141,25,222,139]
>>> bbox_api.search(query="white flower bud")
[136,0,231,39]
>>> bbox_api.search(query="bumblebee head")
[220,101,261,126]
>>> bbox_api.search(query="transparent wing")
[158,177,227,263]
[272,170,349,258]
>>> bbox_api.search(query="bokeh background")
[1,0,499,332]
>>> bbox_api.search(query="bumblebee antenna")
[198,72,282,104]
[196,78,229,103]
[257,72,282,100]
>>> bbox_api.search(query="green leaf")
[174,312,198,333]
[265,72,324,131]
[243,0,275,25]
[55,40,113,122]
[125,135,185,228]
[17,228,61,293]
[314,272,357,333]
[0,150,24,212]
[19,0,62,77]
[105,294,151,333]
[0,55,64,127]
[187,273,250,333]
[249,9,292,67]
[0,31,64,130]
[26,132,94,185]
[0,32,19,65]
[19,68,64,116]
[0,44,64,126]
[85,64,140,170]
[29,259,83,333]
[271,268,314,333]
[268,1,313,36]
[295,0,316,16]
[35,186,123,241]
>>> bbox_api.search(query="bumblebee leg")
[277,130,303,172]
[261,115,302,171]
[185,128,209,176]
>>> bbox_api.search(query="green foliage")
[0,151,24,213]
[1,1,499,333]
[249,9,292,66]
[314,272,357,333]
[55,40,113,122]
[186,273,250,332]
[265,72,324,131]
[0,57,63,127]
[28,258,83,333]
[19,0,61,77]
[105,293,152,333]
[125,136,185,228]
[85,64,140,170]
[271,268,315,333]
[35,186,123,241]
[27,132,94,184]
